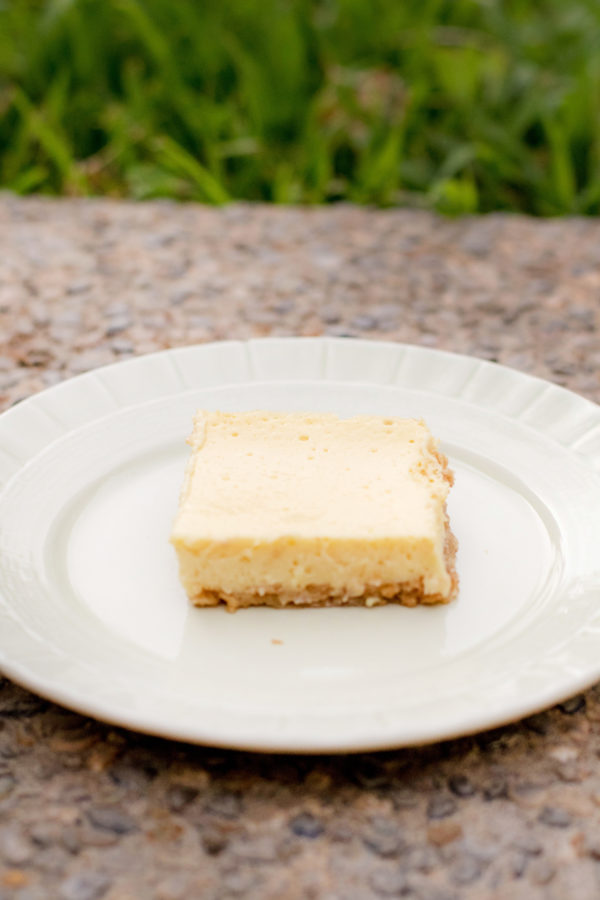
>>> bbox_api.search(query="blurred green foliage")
[1,0,600,213]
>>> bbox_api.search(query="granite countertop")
[1,195,600,900]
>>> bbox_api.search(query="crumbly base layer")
[190,519,459,613]
[193,582,449,612]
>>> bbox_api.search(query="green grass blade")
[153,135,230,205]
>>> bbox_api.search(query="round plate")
[1,337,600,753]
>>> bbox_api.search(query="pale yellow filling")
[170,411,454,601]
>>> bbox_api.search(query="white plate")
[1,338,600,753]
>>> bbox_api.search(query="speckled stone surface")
[2,195,600,899]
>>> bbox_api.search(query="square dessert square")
[170,410,458,610]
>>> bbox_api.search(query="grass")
[1,0,600,214]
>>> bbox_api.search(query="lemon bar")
[170,411,458,611]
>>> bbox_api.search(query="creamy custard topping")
[170,411,457,607]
